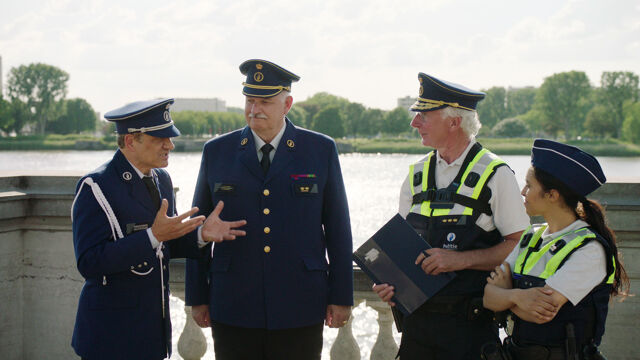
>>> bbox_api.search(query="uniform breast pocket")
[291,182,318,197]
[213,182,238,197]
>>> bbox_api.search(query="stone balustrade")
[1,173,638,359]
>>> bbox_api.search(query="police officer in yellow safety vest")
[373,73,530,359]
[483,139,629,360]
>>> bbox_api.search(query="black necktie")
[260,144,274,174]
[142,176,161,211]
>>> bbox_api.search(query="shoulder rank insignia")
[287,139,295,148]
[240,137,248,146]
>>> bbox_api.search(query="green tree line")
[2,63,639,145]
[0,63,97,136]
[476,71,640,144]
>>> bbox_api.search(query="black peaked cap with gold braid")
[240,59,300,98]
[410,73,485,112]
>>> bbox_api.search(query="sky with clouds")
[1,0,639,115]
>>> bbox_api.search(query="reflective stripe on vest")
[408,148,505,217]
[514,225,615,284]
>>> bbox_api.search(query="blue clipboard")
[353,214,456,315]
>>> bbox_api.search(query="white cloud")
[1,0,639,113]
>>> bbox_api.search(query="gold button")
[263,208,270,215]
[264,227,271,234]
[138,264,142,268]
[263,189,270,196]
[163,265,166,270]
[264,246,271,253]
[143,262,148,266]
[130,266,134,270]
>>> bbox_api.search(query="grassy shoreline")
[1,135,640,157]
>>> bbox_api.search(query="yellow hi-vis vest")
[513,224,615,285]
[408,143,506,230]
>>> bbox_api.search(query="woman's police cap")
[531,139,606,197]
[104,98,180,138]
[240,59,300,98]
[410,73,485,112]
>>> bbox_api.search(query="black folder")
[353,214,456,316]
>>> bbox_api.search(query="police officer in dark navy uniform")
[185,59,354,360]
[484,139,629,360]
[373,73,530,359]
[71,98,246,360]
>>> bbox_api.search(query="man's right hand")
[191,304,211,328]
[372,283,396,306]
[151,199,205,242]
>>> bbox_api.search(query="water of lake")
[1,150,639,359]
[1,150,638,247]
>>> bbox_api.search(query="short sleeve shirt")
[504,219,607,305]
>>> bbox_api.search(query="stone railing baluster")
[368,300,399,360]
[330,299,363,360]
[177,306,208,360]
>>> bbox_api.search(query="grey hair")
[442,107,481,138]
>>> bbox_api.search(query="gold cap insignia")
[419,86,424,96]
[241,137,248,145]
[287,139,295,148]
[256,63,263,70]
[419,77,423,84]
[254,72,264,82]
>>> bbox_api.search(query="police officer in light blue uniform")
[71,98,246,360]
[185,59,354,360]
[484,139,629,360]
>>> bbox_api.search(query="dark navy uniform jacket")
[185,119,354,329]
[71,149,201,360]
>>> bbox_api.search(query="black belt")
[422,295,493,321]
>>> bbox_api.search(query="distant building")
[171,98,226,112]
[397,96,416,115]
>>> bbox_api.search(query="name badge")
[214,183,237,194]
[293,183,318,195]
[126,223,149,234]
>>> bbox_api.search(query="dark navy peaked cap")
[240,59,300,98]
[411,73,485,112]
[104,98,180,138]
[532,139,606,197]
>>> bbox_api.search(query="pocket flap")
[302,256,328,271]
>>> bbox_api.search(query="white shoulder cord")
[72,177,124,240]
[71,177,166,315]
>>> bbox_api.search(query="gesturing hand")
[151,199,205,242]
[201,201,247,242]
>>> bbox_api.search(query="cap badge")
[240,137,248,146]
[419,86,424,96]
[256,63,263,70]
[286,139,295,148]
[122,172,132,181]
[254,72,264,82]
[163,110,171,123]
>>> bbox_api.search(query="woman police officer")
[482,139,629,360]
